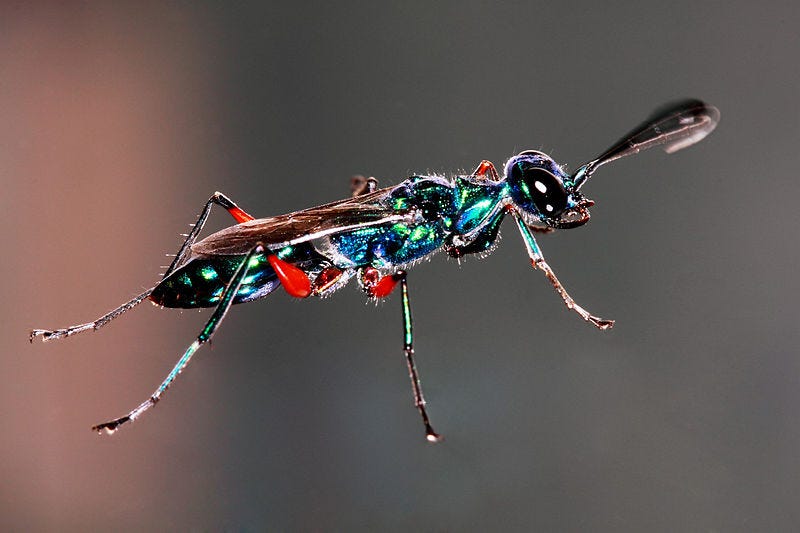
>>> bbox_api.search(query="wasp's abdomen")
[150,255,280,309]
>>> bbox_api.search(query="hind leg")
[30,192,255,342]
[93,244,266,434]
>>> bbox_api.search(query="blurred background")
[2,2,799,530]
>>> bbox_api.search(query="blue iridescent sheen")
[329,176,459,267]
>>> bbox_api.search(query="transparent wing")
[572,99,719,189]
[191,186,411,255]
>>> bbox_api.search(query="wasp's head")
[504,151,592,229]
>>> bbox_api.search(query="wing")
[571,99,719,189]
[593,99,719,163]
[191,185,414,256]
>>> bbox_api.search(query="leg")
[350,175,378,197]
[360,267,441,442]
[529,225,554,234]
[472,160,500,181]
[93,243,266,434]
[30,192,254,342]
[398,271,441,442]
[311,266,352,296]
[512,211,614,330]
[359,266,401,298]
[166,191,254,277]
[30,289,153,342]
[266,251,311,298]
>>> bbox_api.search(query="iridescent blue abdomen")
[151,254,280,308]
[150,243,327,308]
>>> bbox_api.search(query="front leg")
[472,160,500,181]
[511,211,614,330]
[350,175,378,197]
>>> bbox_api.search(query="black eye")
[508,160,568,218]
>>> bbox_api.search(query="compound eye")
[509,160,568,217]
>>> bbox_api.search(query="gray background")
[3,2,799,531]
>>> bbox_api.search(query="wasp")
[31,100,719,441]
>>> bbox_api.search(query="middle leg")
[361,267,442,442]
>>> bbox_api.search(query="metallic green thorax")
[451,176,507,235]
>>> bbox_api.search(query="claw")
[591,318,615,330]
[92,416,130,435]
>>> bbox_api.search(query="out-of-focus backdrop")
[3,2,799,530]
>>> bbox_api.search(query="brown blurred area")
[1,4,224,528]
